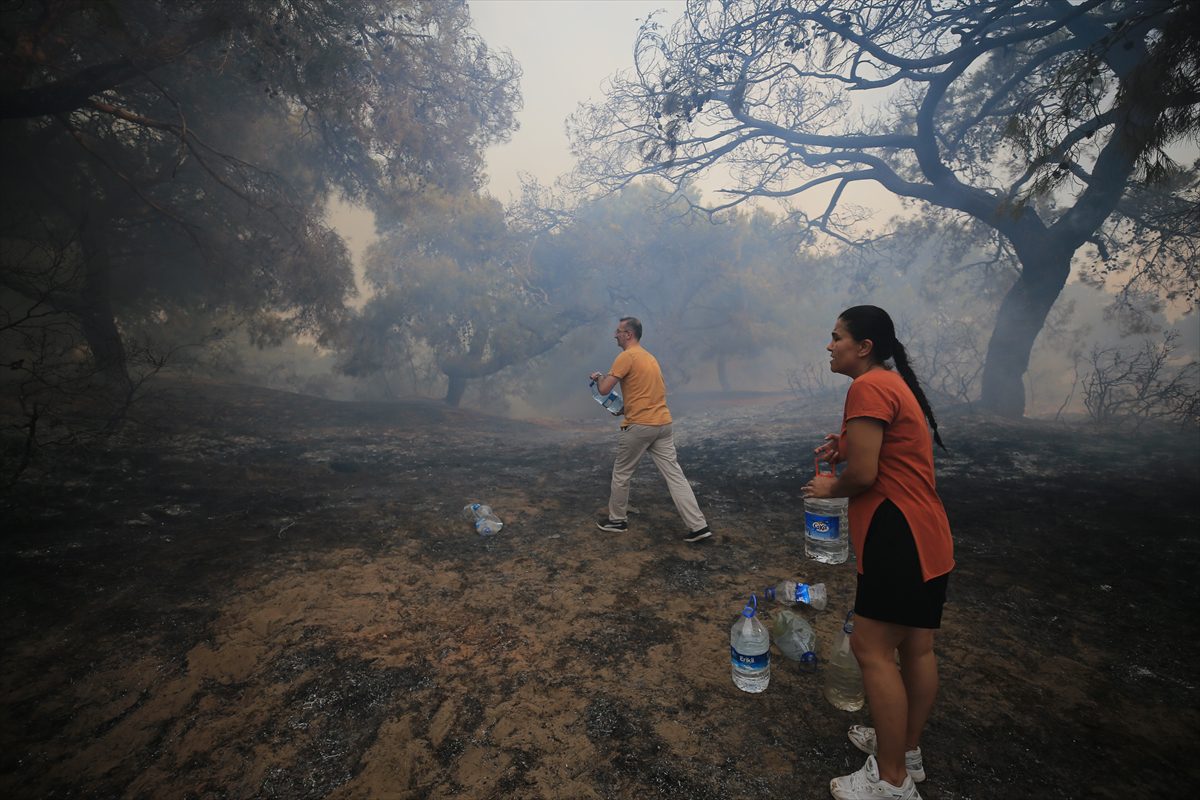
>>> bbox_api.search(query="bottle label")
[794,584,811,604]
[805,511,840,541]
[730,646,769,671]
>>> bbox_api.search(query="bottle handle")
[814,457,835,477]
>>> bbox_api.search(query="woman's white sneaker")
[830,755,920,800]
[847,725,926,782]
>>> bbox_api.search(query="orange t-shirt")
[839,368,954,581]
[609,345,672,426]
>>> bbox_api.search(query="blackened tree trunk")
[444,371,468,407]
[77,299,127,387]
[78,212,129,388]
[979,242,1075,416]
[717,355,731,393]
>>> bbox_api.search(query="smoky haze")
[1,0,1196,451]
[2,6,1199,798]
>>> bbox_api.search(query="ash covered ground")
[2,380,1197,799]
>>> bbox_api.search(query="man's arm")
[589,371,619,395]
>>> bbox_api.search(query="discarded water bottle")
[823,610,864,711]
[588,377,624,416]
[730,594,770,693]
[769,609,818,669]
[805,458,849,564]
[462,503,503,536]
[764,580,828,610]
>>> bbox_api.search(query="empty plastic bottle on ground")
[730,594,770,693]
[805,459,849,564]
[769,609,818,669]
[588,378,624,416]
[462,503,503,536]
[763,580,828,610]
[824,610,865,711]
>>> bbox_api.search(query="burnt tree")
[571,0,1200,416]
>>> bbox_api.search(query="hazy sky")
[466,0,901,220]
[468,0,685,200]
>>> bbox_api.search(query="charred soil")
[2,379,1197,799]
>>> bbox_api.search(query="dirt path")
[2,381,1197,798]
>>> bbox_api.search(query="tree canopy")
[1,0,520,390]
[339,183,810,406]
[342,191,595,406]
[570,0,1200,416]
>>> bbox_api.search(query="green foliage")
[0,0,521,473]
[338,183,827,406]
[342,191,592,405]
[0,0,521,382]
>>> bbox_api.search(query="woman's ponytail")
[891,340,946,451]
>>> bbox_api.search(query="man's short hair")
[619,316,642,340]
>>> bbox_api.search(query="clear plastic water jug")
[805,459,848,564]
[588,377,624,416]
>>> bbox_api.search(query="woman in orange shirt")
[802,305,953,800]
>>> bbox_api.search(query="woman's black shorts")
[854,499,950,629]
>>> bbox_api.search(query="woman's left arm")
[802,418,884,498]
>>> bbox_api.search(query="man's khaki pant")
[608,422,707,533]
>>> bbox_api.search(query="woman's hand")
[805,420,882,499]
[801,474,837,499]
[814,433,841,465]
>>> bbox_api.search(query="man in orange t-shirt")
[589,317,711,542]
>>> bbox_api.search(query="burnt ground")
[1,378,1197,799]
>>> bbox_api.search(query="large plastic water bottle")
[588,377,624,416]
[730,594,770,693]
[769,609,818,668]
[763,580,828,610]
[805,459,849,564]
[823,610,864,711]
[462,503,503,536]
